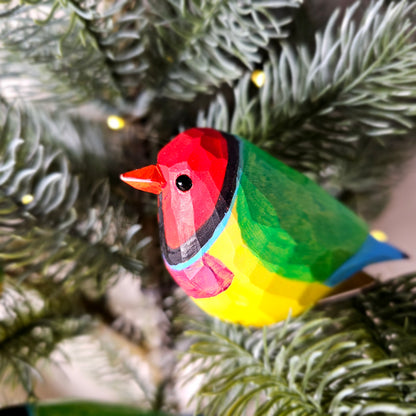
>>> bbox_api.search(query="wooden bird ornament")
[121,128,406,326]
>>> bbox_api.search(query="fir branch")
[197,0,416,176]
[0,280,91,396]
[25,105,109,174]
[63,0,301,101]
[2,0,300,105]
[64,0,150,103]
[0,103,147,291]
[137,0,301,100]
[183,274,416,416]
[64,331,156,406]
[80,331,181,413]
[0,1,120,105]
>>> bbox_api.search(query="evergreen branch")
[182,273,416,415]
[79,331,181,413]
[64,332,156,406]
[60,0,301,101]
[0,280,91,396]
[0,103,147,291]
[65,0,149,103]
[139,0,301,100]
[198,0,416,176]
[2,0,300,104]
[0,1,119,105]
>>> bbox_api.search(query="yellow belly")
[193,205,331,326]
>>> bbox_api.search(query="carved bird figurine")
[121,128,406,326]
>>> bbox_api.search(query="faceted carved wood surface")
[121,128,406,326]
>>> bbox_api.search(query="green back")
[236,138,368,283]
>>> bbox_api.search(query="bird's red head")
[121,128,233,252]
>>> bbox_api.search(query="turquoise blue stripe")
[27,405,35,416]
[167,146,244,271]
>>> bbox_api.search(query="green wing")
[236,138,368,283]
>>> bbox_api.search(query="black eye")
[176,175,192,192]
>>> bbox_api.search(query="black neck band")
[159,132,240,266]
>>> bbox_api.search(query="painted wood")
[121,128,406,326]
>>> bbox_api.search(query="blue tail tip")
[327,235,408,287]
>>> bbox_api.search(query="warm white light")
[107,115,126,130]
[21,194,34,205]
[370,229,388,242]
[251,69,266,88]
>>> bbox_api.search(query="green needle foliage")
[0,103,145,287]
[184,274,416,416]
[0,2,119,105]
[198,0,416,169]
[0,102,149,395]
[0,280,92,396]
[4,0,300,104]
[133,0,301,100]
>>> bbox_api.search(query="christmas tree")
[1,0,416,414]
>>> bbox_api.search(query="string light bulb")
[251,69,266,88]
[107,115,126,130]
[21,194,34,205]
[370,229,388,242]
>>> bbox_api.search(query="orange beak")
[120,164,166,195]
